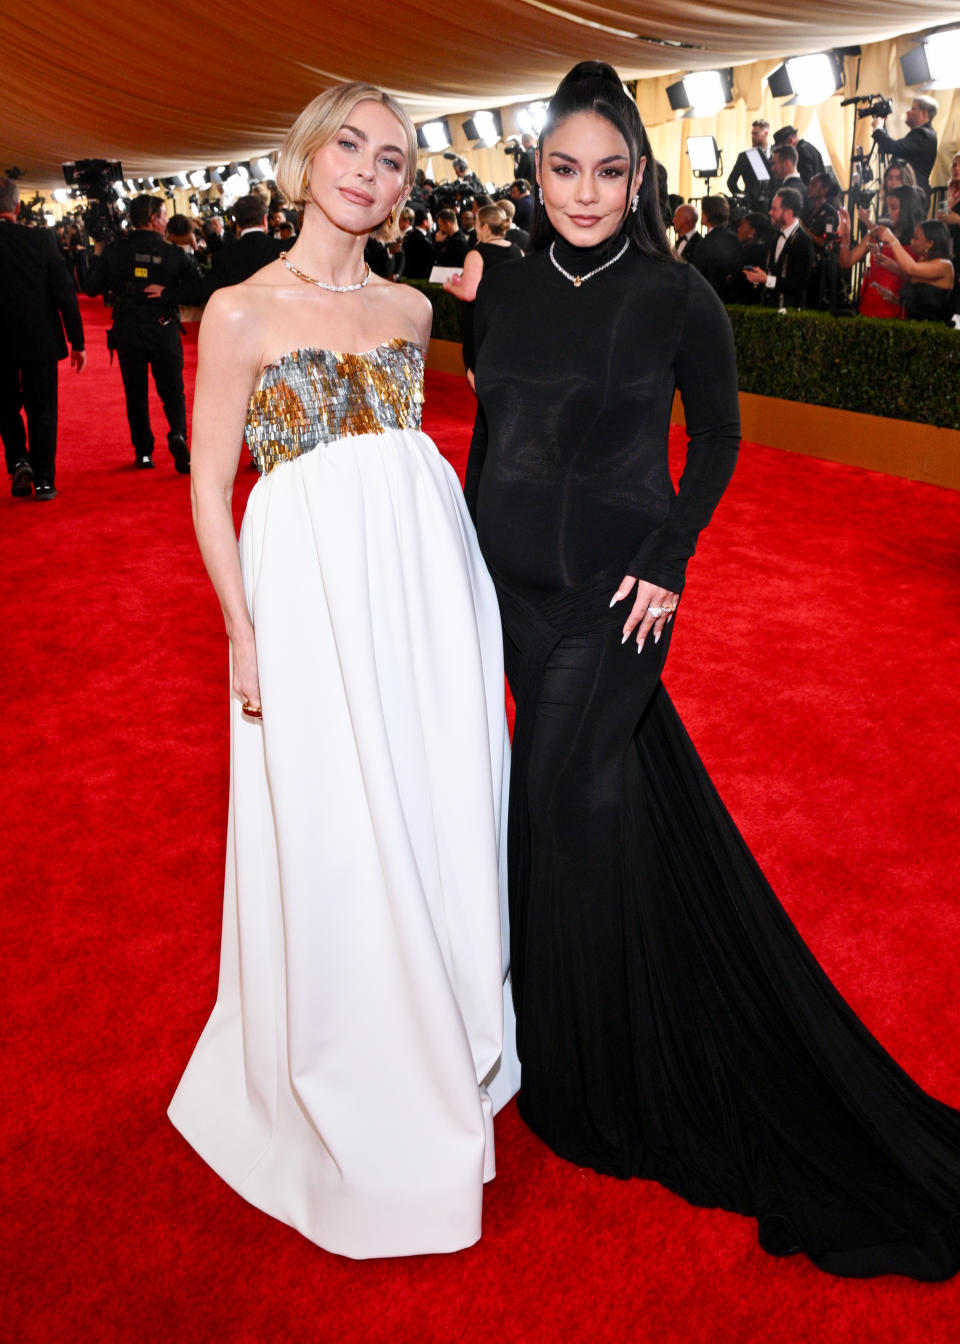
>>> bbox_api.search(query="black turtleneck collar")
[550,227,630,270]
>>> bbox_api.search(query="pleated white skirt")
[169,427,519,1257]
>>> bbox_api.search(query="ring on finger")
[646,605,677,618]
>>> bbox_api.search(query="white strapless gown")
[168,341,519,1258]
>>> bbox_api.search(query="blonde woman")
[168,83,518,1259]
[443,204,522,380]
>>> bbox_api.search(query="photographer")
[510,179,534,232]
[837,185,925,319]
[726,118,773,210]
[872,97,938,198]
[802,175,842,307]
[85,193,199,472]
[515,133,536,184]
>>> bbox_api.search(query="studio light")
[516,102,548,137]
[416,120,451,152]
[189,169,210,189]
[462,110,502,147]
[112,179,126,197]
[685,135,721,178]
[252,157,274,181]
[767,52,843,105]
[666,69,733,118]
[52,188,71,204]
[901,27,960,88]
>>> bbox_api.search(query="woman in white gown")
[168,84,519,1259]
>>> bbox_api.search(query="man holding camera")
[872,97,938,198]
[85,194,200,472]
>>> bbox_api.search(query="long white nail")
[637,639,644,654]
[609,594,621,608]
[654,630,661,644]
[621,632,629,644]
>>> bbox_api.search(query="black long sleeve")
[45,231,84,351]
[469,233,739,596]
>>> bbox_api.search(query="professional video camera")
[62,158,125,242]
[503,137,522,161]
[848,147,878,209]
[858,95,893,120]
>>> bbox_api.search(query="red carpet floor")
[4,297,960,1343]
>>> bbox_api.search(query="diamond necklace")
[280,251,370,292]
[548,237,630,288]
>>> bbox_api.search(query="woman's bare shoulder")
[367,275,433,346]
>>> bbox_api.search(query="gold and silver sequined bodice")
[244,338,425,476]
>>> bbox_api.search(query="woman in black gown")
[465,61,960,1281]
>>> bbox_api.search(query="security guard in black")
[86,195,200,469]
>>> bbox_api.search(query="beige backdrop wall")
[418,35,958,205]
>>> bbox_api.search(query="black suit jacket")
[402,227,436,280]
[796,139,825,185]
[676,231,704,266]
[695,227,743,302]
[434,230,469,268]
[207,230,284,292]
[727,148,772,205]
[0,220,84,362]
[766,226,815,308]
[872,123,937,195]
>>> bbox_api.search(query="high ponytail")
[532,60,674,263]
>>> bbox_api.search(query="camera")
[858,96,893,120]
[503,139,521,159]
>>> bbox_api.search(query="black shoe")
[11,459,34,497]
[135,454,155,470]
[34,481,58,501]
[168,433,190,474]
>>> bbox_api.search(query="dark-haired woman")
[874,218,955,324]
[467,60,960,1280]
[839,186,924,318]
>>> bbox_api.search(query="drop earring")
[631,193,639,213]
[387,207,395,227]
[538,185,544,205]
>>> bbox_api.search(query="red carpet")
[4,297,960,1342]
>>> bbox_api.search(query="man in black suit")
[771,145,805,194]
[433,208,469,267]
[727,118,773,209]
[743,187,815,309]
[402,208,436,280]
[206,194,283,292]
[693,196,742,302]
[773,126,825,185]
[515,134,537,186]
[873,96,938,199]
[0,176,86,500]
[85,194,199,471]
[672,203,702,266]
[510,180,534,233]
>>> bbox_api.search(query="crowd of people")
[2,95,958,502]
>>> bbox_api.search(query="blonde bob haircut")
[275,83,417,217]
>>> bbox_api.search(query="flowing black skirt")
[495,567,960,1281]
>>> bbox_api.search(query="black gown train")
[465,231,960,1280]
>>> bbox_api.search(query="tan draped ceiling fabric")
[3,1,959,188]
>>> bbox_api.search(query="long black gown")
[465,229,960,1280]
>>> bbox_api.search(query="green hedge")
[403,279,462,342]
[406,280,960,429]
[727,307,960,430]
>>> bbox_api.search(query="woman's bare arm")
[190,288,265,707]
